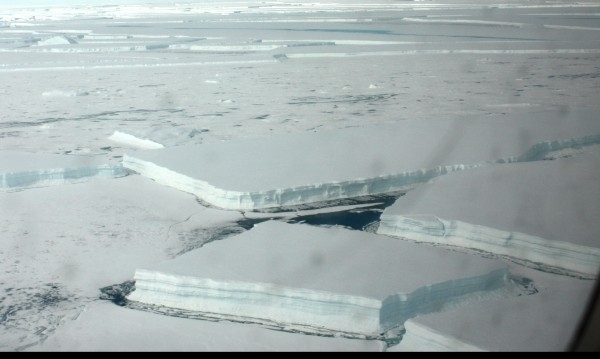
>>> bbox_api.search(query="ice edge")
[122,134,600,211]
[122,154,479,211]
[0,164,128,190]
[127,267,509,339]
[377,214,600,278]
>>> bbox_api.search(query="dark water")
[99,281,136,306]
[98,194,400,306]
[285,195,398,231]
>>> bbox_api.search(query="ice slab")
[378,149,600,277]
[389,268,596,352]
[0,151,127,190]
[35,36,76,46]
[108,127,206,149]
[108,131,165,150]
[122,109,600,211]
[127,221,512,339]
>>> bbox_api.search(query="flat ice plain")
[1,0,599,352]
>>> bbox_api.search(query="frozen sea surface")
[1,0,599,352]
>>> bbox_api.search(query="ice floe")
[122,109,600,211]
[378,149,600,278]
[108,131,165,150]
[108,127,206,149]
[127,221,517,340]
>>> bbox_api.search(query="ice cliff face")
[0,152,127,190]
[128,270,383,337]
[377,214,600,277]
[123,155,476,211]
[128,268,509,339]
[0,165,128,190]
